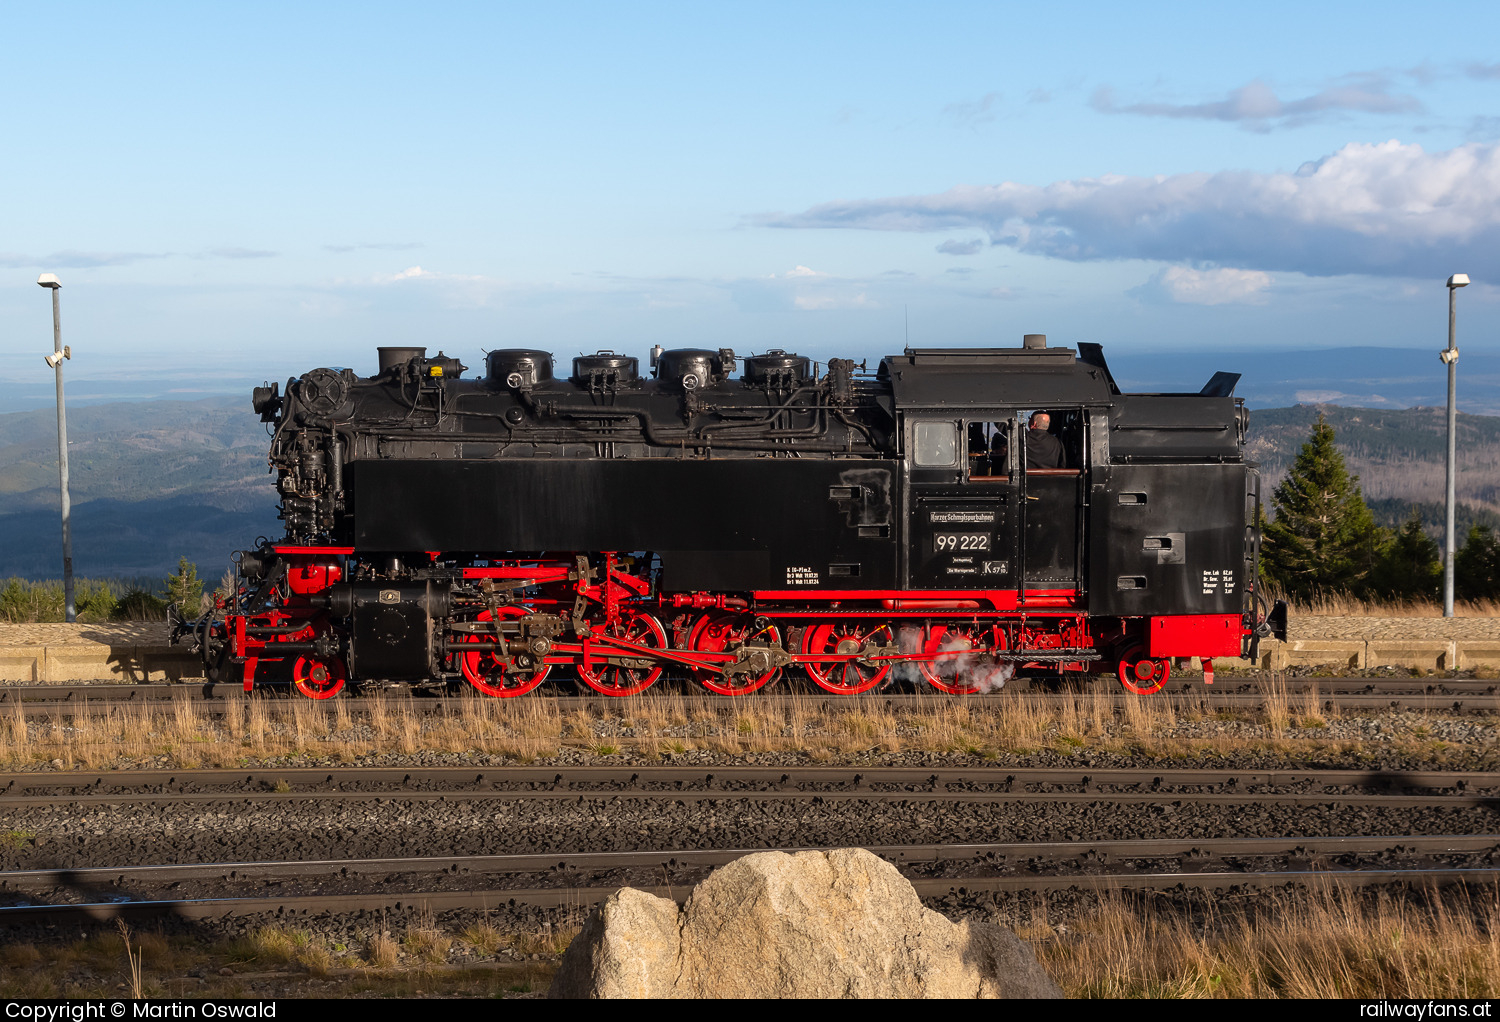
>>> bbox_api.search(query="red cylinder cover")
[287,562,342,595]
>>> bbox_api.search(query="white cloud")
[1294,389,1400,407]
[936,238,984,256]
[793,291,872,310]
[1091,78,1421,131]
[0,250,169,268]
[765,140,1500,280]
[943,91,1001,126]
[207,247,277,259]
[1144,266,1273,305]
[324,241,425,253]
[725,265,887,312]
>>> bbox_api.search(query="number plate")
[934,532,991,552]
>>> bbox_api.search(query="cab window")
[913,421,958,467]
[966,421,1010,479]
[1020,408,1084,471]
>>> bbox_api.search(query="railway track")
[4,838,1498,926]
[4,765,1497,932]
[3,681,1498,712]
[5,764,1499,796]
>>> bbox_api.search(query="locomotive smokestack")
[1022,334,1046,350]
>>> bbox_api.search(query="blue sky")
[2,1,1499,403]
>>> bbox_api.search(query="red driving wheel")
[689,613,783,696]
[291,654,346,699]
[456,607,551,697]
[576,613,668,696]
[1116,645,1170,695]
[919,624,1006,695]
[802,623,891,694]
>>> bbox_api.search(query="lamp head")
[36,273,60,289]
[1448,273,1470,289]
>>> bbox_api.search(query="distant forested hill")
[2,398,1497,579]
[1245,405,1500,536]
[0,397,277,578]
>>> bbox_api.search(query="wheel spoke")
[1116,645,1169,695]
[920,625,1005,695]
[457,607,550,697]
[804,623,889,695]
[292,653,346,700]
[577,614,666,696]
[289,616,345,699]
[691,613,782,696]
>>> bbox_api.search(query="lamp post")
[37,273,74,623]
[1441,273,1470,618]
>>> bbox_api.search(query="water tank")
[656,349,721,390]
[486,349,554,388]
[571,351,639,387]
[743,349,811,389]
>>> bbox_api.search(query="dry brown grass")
[2,887,1493,998]
[1288,593,1500,617]
[115,921,144,999]
[460,922,505,957]
[365,930,400,969]
[1037,884,1500,998]
[0,943,41,969]
[403,908,450,964]
[505,922,581,957]
[0,922,552,998]
[1,682,1494,770]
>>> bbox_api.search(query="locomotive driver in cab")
[1025,411,1065,469]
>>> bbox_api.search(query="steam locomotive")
[175,334,1284,698]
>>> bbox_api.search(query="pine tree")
[1254,502,1282,592]
[164,557,204,619]
[1262,414,1387,599]
[1455,524,1500,602]
[1367,507,1440,600]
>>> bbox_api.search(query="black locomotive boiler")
[179,334,1284,698]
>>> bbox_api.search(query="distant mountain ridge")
[1246,405,1500,536]
[1,396,1496,579]
[0,396,272,511]
[1103,345,1500,416]
[0,397,278,579]
[7,345,1500,414]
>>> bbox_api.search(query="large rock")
[548,848,1063,999]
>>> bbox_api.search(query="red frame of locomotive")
[222,545,1245,700]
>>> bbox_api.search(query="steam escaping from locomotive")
[175,336,1284,699]
[892,626,1013,692]
[941,639,1015,694]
